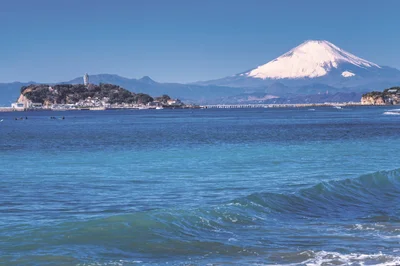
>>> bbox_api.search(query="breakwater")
[203,102,363,108]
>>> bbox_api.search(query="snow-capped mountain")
[245,40,379,79]
[199,40,400,90]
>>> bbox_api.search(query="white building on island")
[11,102,25,111]
[84,73,89,86]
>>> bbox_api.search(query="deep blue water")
[0,107,400,265]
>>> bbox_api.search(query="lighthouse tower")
[84,73,89,86]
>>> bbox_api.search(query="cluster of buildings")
[75,96,109,108]
[10,97,186,111]
[11,101,43,111]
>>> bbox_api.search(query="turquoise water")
[0,107,400,265]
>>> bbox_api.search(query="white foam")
[275,251,400,266]
[353,223,377,231]
[77,260,143,266]
[380,235,400,239]
[383,111,400,115]
[304,251,400,266]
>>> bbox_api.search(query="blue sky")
[1,0,399,83]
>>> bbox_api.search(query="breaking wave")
[3,169,400,265]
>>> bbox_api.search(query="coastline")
[0,105,202,112]
[0,102,394,112]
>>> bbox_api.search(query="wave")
[233,168,400,219]
[68,168,400,236]
[4,169,400,263]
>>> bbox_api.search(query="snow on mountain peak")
[246,40,380,79]
[341,71,355,77]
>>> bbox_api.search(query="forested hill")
[20,83,156,105]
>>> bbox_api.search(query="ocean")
[0,106,399,265]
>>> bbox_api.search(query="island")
[10,83,200,111]
[361,87,400,105]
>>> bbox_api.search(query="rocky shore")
[361,87,400,105]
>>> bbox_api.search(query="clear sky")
[1,0,399,83]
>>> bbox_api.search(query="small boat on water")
[333,106,342,109]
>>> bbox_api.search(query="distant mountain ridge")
[66,74,244,102]
[0,74,245,106]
